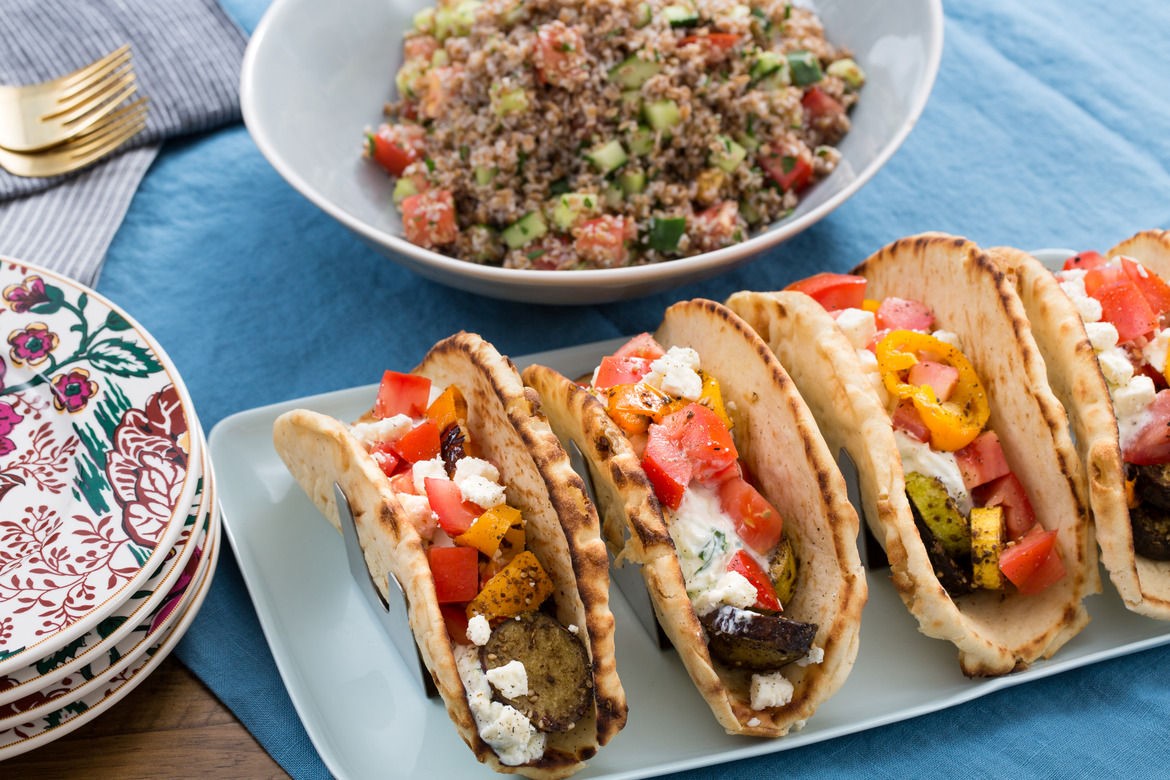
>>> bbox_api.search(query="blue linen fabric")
[92,0,1170,777]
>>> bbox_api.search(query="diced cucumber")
[434,7,457,41]
[502,211,548,249]
[739,199,763,225]
[646,216,687,252]
[474,166,496,186]
[392,177,419,204]
[827,57,866,89]
[608,56,662,89]
[633,1,652,27]
[710,135,747,172]
[663,4,700,27]
[412,8,435,33]
[620,89,644,114]
[601,184,622,209]
[619,168,646,195]
[585,139,628,174]
[491,84,529,116]
[735,130,759,153]
[750,50,786,82]
[465,225,504,263]
[627,125,656,156]
[643,99,681,132]
[550,193,600,230]
[431,49,450,67]
[787,50,823,86]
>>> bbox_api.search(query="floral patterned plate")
[0,259,202,676]
[0,506,213,729]
[0,505,219,759]
[0,450,210,707]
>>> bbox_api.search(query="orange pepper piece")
[466,550,553,620]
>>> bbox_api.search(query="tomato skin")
[613,333,666,361]
[424,478,483,536]
[891,399,930,441]
[785,272,867,311]
[1123,389,1170,465]
[690,202,741,250]
[758,143,813,192]
[533,20,586,86]
[875,297,934,332]
[593,355,653,389]
[573,215,635,268]
[998,529,1058,591]
[441,604,472,644]
[1091,279,1158,343]
[401,190,459,249]
[973,472,1036,539]
[1121,258,1170,317]
[907,359,959,402]
[375,370,432,419]
[428,546,480,603]
[370,445,401,477]
[667,403,739,483]
[391,419,441,463]
[678,32,741,62]
[954,430,1011,491]
[1016,540,1066,595]
[366,123,424,177]
[641,425,692,509]
[727,550,781,611]
[1062,250,1107,271]
[390,471,418,495]
[718,476,784,554]
[801,86,844,119]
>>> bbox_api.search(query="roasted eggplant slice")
[1130,503,1170,561]
[1133,462,1170,512]
[480,611,593,732]
[701,605,817,671]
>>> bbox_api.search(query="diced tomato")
[758,143,813,192]
[1123,389,1170,465]
[677,32,741,63]
[365,123,425,177]
[593,355,654,390]
[1082,263,1127,297]
[533,21,586,86]
[998,529,1058,591]
[666,403,739,482]
[891,399,930,442]
[370,445,401,477]
[727,550,781,611]
[390,470,418,495]
[801,86,844,119]
[954,430,1011,491]
[440,604,472,644]
[424,478,483,536]
[1062,250,1107,271]
[391,419,441,463]
[427,546,479,604]
[719,476,784,554]
[374,370,431,419]
[973,472,1036,539]
[613,333,666,361]
[1121,257,1170,317]
[573,215,635,268]
[907,359,959,402]
[690,202,741,251]
[641,424,693,510]
[401,190,459,249]
[784,272,867,312]
[1092,279,1159,343]
[875,297,934,332]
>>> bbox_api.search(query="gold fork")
[0,97,148,178]
[0,44,138,153]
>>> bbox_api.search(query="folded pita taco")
[522,299,866,737]
[272,332,626,779]
[727,233,1099,676]
[991,230,1170,619]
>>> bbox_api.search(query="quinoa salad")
[363,0,864,270]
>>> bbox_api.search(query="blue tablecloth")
[95,0,1170,777]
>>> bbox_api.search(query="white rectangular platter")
[210,336,1170,780]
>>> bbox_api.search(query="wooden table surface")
[4,656,289,779]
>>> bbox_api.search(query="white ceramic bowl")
[241,0,944,304]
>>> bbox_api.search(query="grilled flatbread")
[273,332,625,779]
[523,299,866,736]
[992,230,1170,618]
[728,233,1099,676]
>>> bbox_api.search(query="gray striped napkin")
[0,0,247,284]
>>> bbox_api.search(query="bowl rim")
[240,0,945,291]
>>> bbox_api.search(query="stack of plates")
[0,258,219,758]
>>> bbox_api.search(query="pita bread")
[523,300,866,736]
[992,230,1170,618]
[728,233,1099,676]
[273,332,625,779]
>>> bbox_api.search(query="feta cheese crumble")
[750,670,794,710]
[350,414,413,447]
[466,614,492,646]
[412,456,448,494]
[486,660,529,699]
[646,346,703,400]
[455,646,545,766]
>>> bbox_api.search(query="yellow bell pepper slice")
[466,550,553,620]
[455,504,523,557]
[876,329,989,451]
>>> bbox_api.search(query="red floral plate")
[0,258,202,677]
